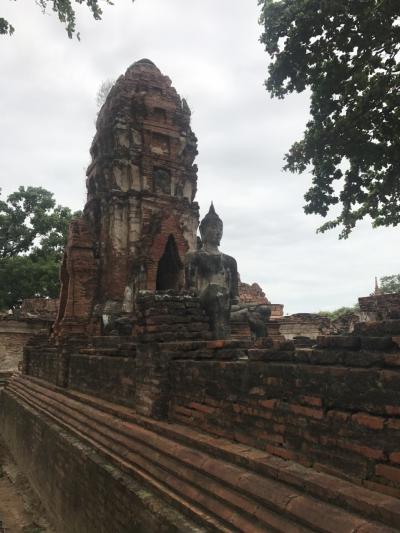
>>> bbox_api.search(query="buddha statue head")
[199,203,223,252]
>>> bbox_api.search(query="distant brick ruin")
[1,60,400,533]
[0,299,57,388]
[359,293,400,321]
[239,279,268,305]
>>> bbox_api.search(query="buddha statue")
[185,203,238,339]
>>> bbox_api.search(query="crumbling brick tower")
[54,59,199,337]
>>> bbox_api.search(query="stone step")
[138,331,212,343]
[354,320,400,337]
[90,336,137,348]
[248,347,400,368]
[5,392,216,533]
[316,335,399,352]
[78,347,136,358]
[0,372,12,390]
[8,376,400,533]
[6,392,228,532]
[37,378,400,530]
[9,383,293,532]
[5,395,325,533]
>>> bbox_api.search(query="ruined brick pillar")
[54,59,199,337]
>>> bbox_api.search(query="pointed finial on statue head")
[208,201,216,215]
[200,202,222,230]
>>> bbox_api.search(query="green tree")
[1,0,132,38]
[0,187,80,310]
[0,255,61,310]
[318,305,359,320]
[259,1,400,238]
[380,274,400,294]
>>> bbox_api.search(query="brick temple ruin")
[0,299,57,390]
[1,60,400,532]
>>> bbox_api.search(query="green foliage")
[0,255,60,311]
[380,274,400,294]
[0,186,79,260]
[0,0,132,39]
[318,305,359,320]
[0,17,14,35]
[259,0,400,238]
[0,187,80,310]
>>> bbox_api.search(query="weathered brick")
[389,452,400,464]
[352,413,385,430]
[300,395,322,407]
[316,335,361,350]
[289,404,324,420]
[259,399,278,409]
[375,464,400,484]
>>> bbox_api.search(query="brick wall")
[0,319,50,372]
[238,281,269,305]
[168,346,400,497]
[269,303,284,319]
[18,298,58,319]
[135,292,211,342]
[24,337,61,385]
[0,392,192,533]
[279,313,332,340]
[17,309,400,499]
[24,336,137,406]
[68,355,136,406]
[359,293,400,321]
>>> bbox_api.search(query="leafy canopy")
[259,0,400,238]
[380,274,400,294]
[318,305,359,320]
[0,187,80,310]
[0,255,61,310]
[0,0,130,38]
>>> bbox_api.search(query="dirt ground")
[0,439,53,533]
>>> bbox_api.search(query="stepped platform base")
[1,375,400,533]
[0,372,12,391]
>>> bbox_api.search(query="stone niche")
[155,234,183,291]
[153,167,171,195]
[151,133,170,156]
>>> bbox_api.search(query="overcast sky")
[1,0,399,314]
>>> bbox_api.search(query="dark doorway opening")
[156,234,183,291]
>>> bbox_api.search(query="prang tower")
[55,59,199,336]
